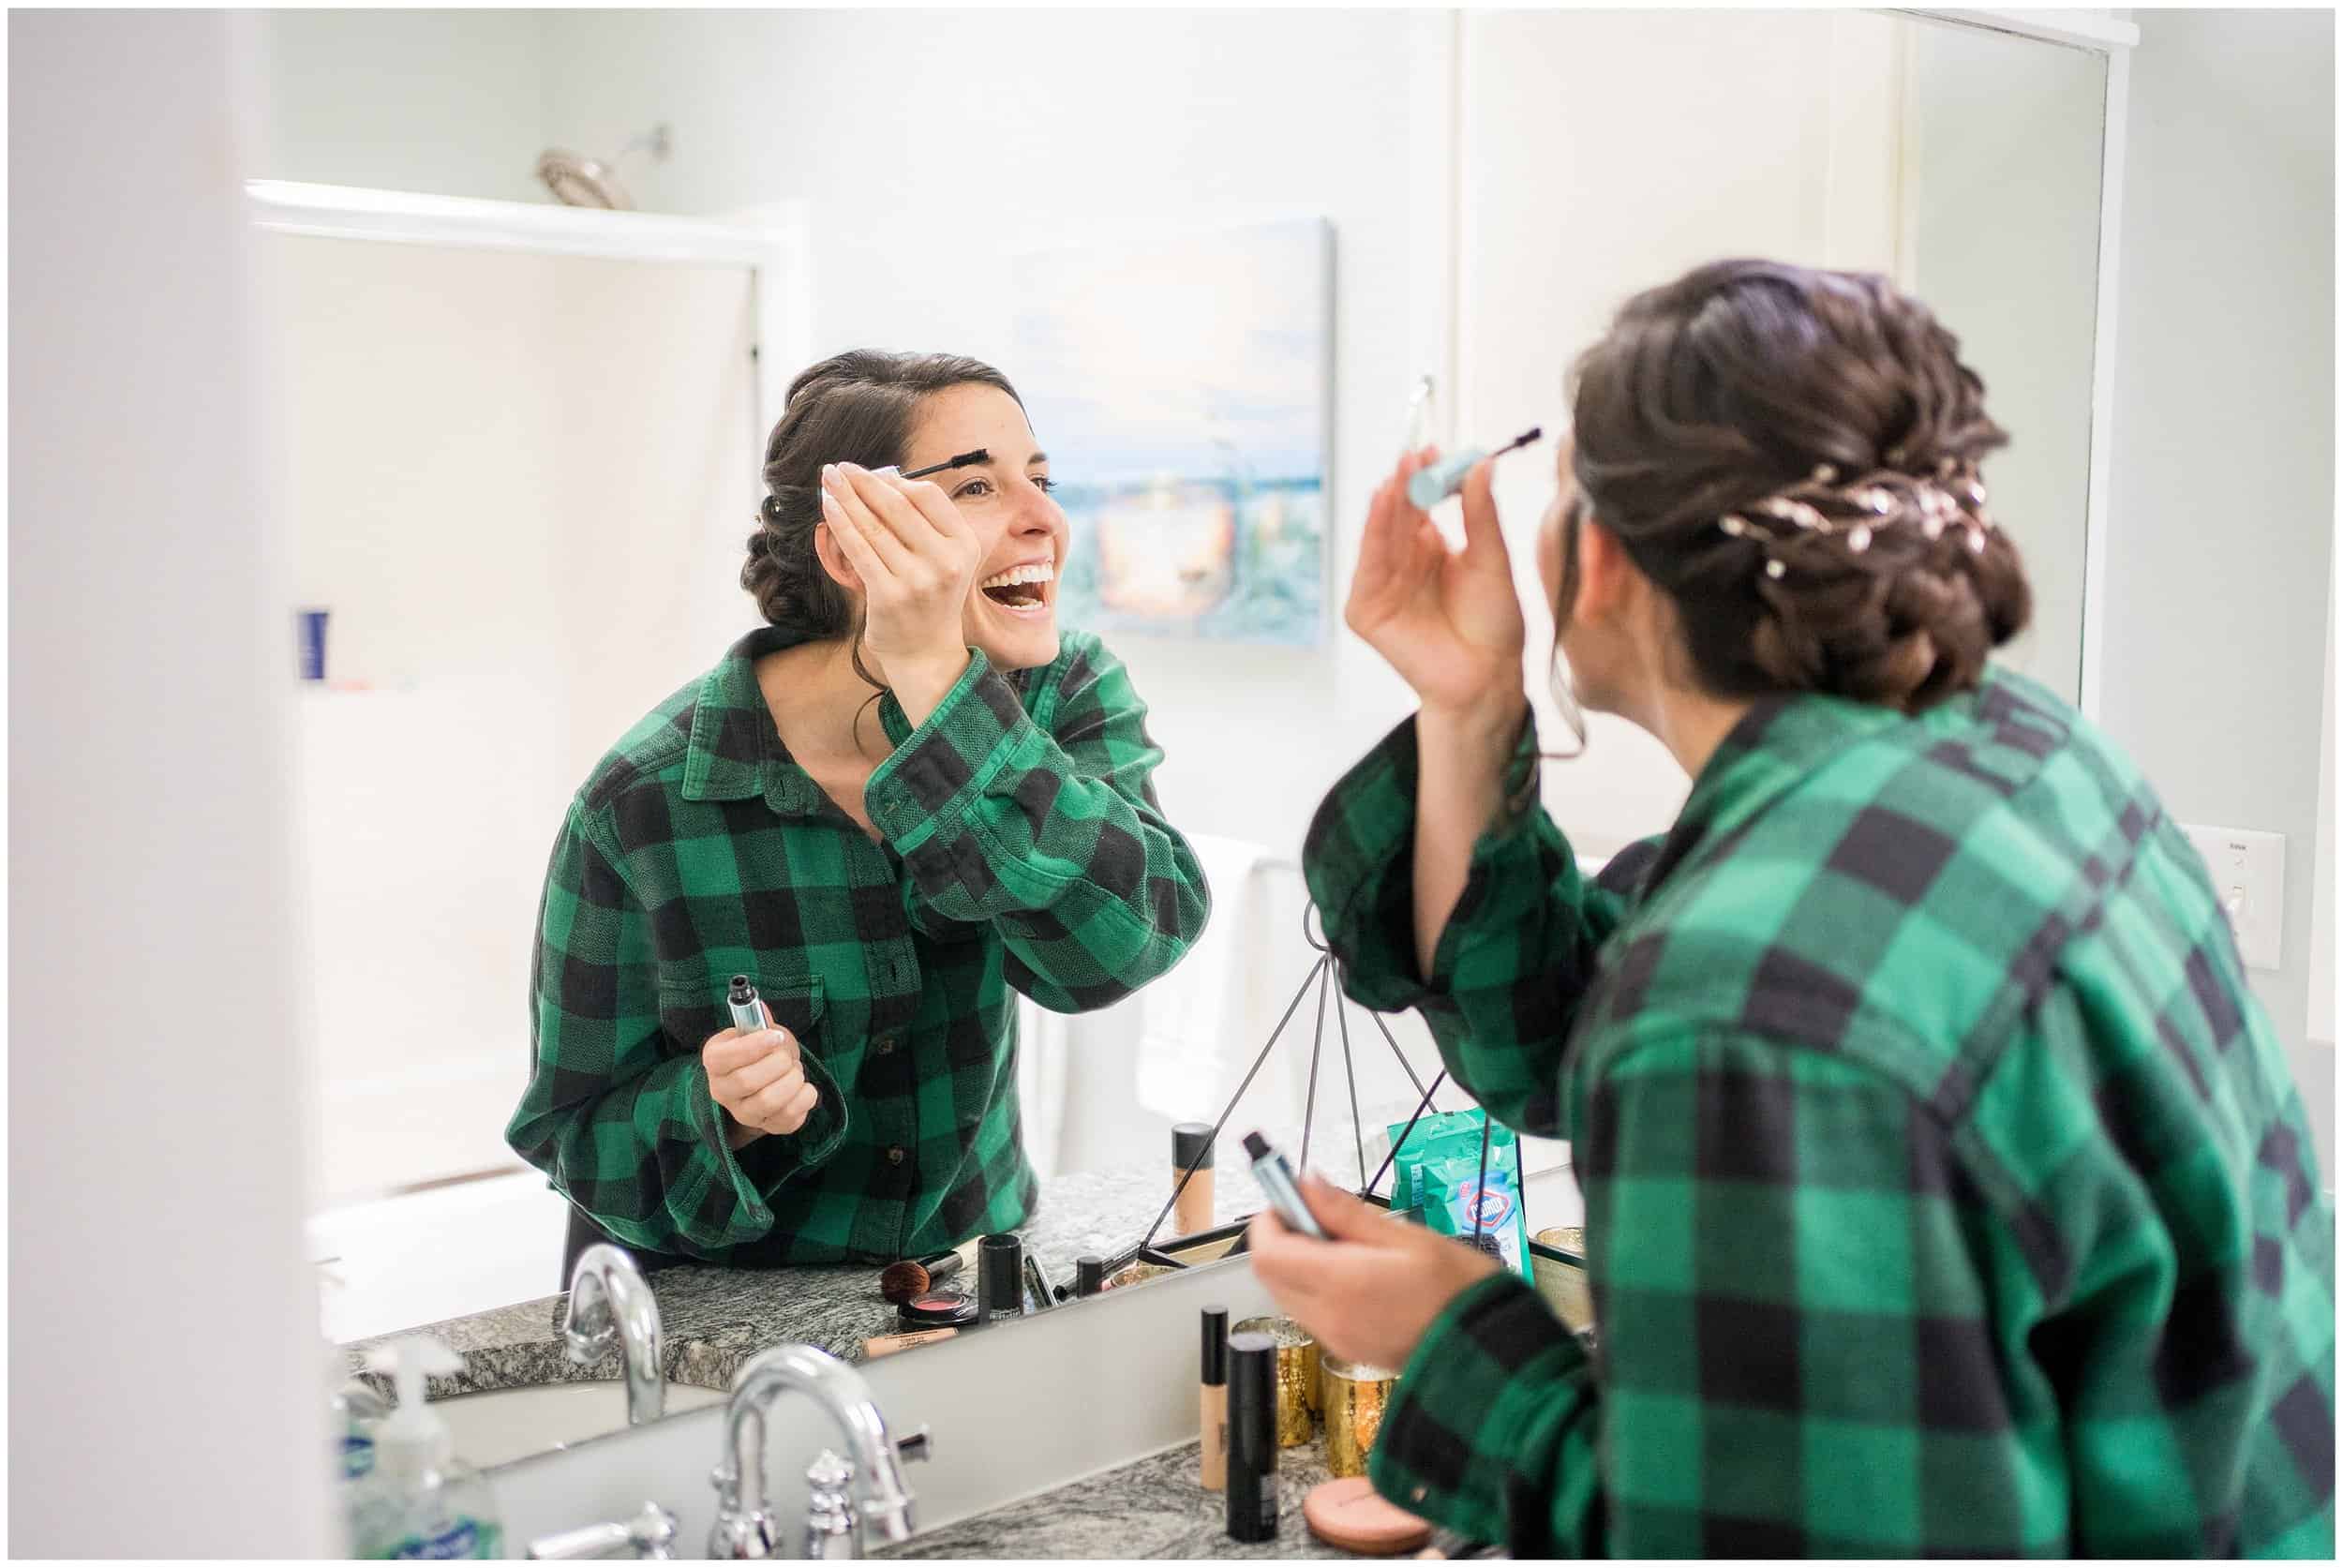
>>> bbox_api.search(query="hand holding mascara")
[1345,446,1531,719]
[703,975,817,1145]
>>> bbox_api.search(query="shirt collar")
[1636,680,1939,895]
[680,624,828,814]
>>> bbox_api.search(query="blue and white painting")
[1009,219,1330,647]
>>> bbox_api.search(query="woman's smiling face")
[903,383,1068,671]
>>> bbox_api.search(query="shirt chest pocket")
[655,971,826,1058]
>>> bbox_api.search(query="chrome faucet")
[562,1243,665,1427]
[707,1344,932,1560]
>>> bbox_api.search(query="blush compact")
[896,1289,978,1330]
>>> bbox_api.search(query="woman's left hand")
[1247,1172,1501,1372]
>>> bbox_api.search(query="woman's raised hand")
[819,462,981,691]
[1346,448,1528,721]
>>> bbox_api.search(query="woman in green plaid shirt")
[508,351,1208,1274]
[1250,261,2333,1556]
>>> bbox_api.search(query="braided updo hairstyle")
[742,349,1024,649]
[1563,259,2031,713]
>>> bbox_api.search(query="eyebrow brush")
[1406,426,1544,509]
[900,448,990,481]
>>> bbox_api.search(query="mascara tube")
[726,974,767,1034]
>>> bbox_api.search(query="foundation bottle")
[1172,1122,1216,1235]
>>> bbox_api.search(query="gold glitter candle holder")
[1232,1315,1319,1446]
[1320,1356,1397,1478]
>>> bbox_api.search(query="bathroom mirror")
[264,7,2126,1463]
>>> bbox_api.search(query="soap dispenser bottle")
[348,1336,503,1561]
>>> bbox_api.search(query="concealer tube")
[863,1327,958,1359]
[1200,1305,1231,1491]
[1172,1122,1216,1236]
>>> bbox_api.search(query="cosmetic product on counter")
[878,1240,977,1305]
[1074,1255,1108,1298]
[1103,1259,1176,1292]
[1321,1356,1398,1478]
[1199,1305,1231,1491]
[1226,1331,1278,1544]
[1233,1314,1321,1445]
[862,1328,958,1359]
[895,1291,977,1331]
[1242,1130,1330,1241]
[977,1233,1022,1326]
[1021,1253,1055,1314]
[1302,1477,1432,1556]
[1172,1122,1216,1235]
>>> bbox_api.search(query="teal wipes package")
[1383,1108,1532,1279]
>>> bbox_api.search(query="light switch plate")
[2181,824,2287,971]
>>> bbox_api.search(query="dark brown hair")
[742,349,1023,643]
[1562,259,2031,712]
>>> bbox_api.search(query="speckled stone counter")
[877,1437,1497,1561]
[344,1156,1279,1398]
[880,1437,1351,1561]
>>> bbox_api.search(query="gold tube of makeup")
[1200,1304,1230,1491]
[1172,1122,1216,1236]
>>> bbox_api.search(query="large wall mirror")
[264,7,2131,1469]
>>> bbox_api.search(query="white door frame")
[1899,9,2138,719]
[245,180,812,447]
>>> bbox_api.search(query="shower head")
[536,123,671,211]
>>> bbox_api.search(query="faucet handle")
[807,1449,855,1493]
[894,1427,933,1465]
[527,1501,679,1561]
[804,1451,858,1560]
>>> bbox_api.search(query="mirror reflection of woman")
[1250,261,2334,1558]
[508,351,1210,1274]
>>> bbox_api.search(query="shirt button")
[887,1146,906,1166]
[874,1035,898,1055]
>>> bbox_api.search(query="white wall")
[536,7,1442,862]
[8,11,335,1555]
[268,234,758,1202]
[2100,9,2337,1174]
[258,8,552,204]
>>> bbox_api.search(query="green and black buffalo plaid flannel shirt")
[1306,667,2334,1557]
[507,625,1208,1265]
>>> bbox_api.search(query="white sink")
[432,1381,727,1470]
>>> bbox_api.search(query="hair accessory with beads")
[1717,457,1995,577]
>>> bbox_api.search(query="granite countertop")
[879,1437,1495,1561]
[882,1437,1346,1561]
[345,1156,1282,1398]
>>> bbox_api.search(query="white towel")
[1014,995,1070,1178]
[1135,832,1272,1123]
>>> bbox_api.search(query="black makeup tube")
[1074,1255,1108,1297]
[977,1233,1022,1327]
[1226,1331,1278,1542]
